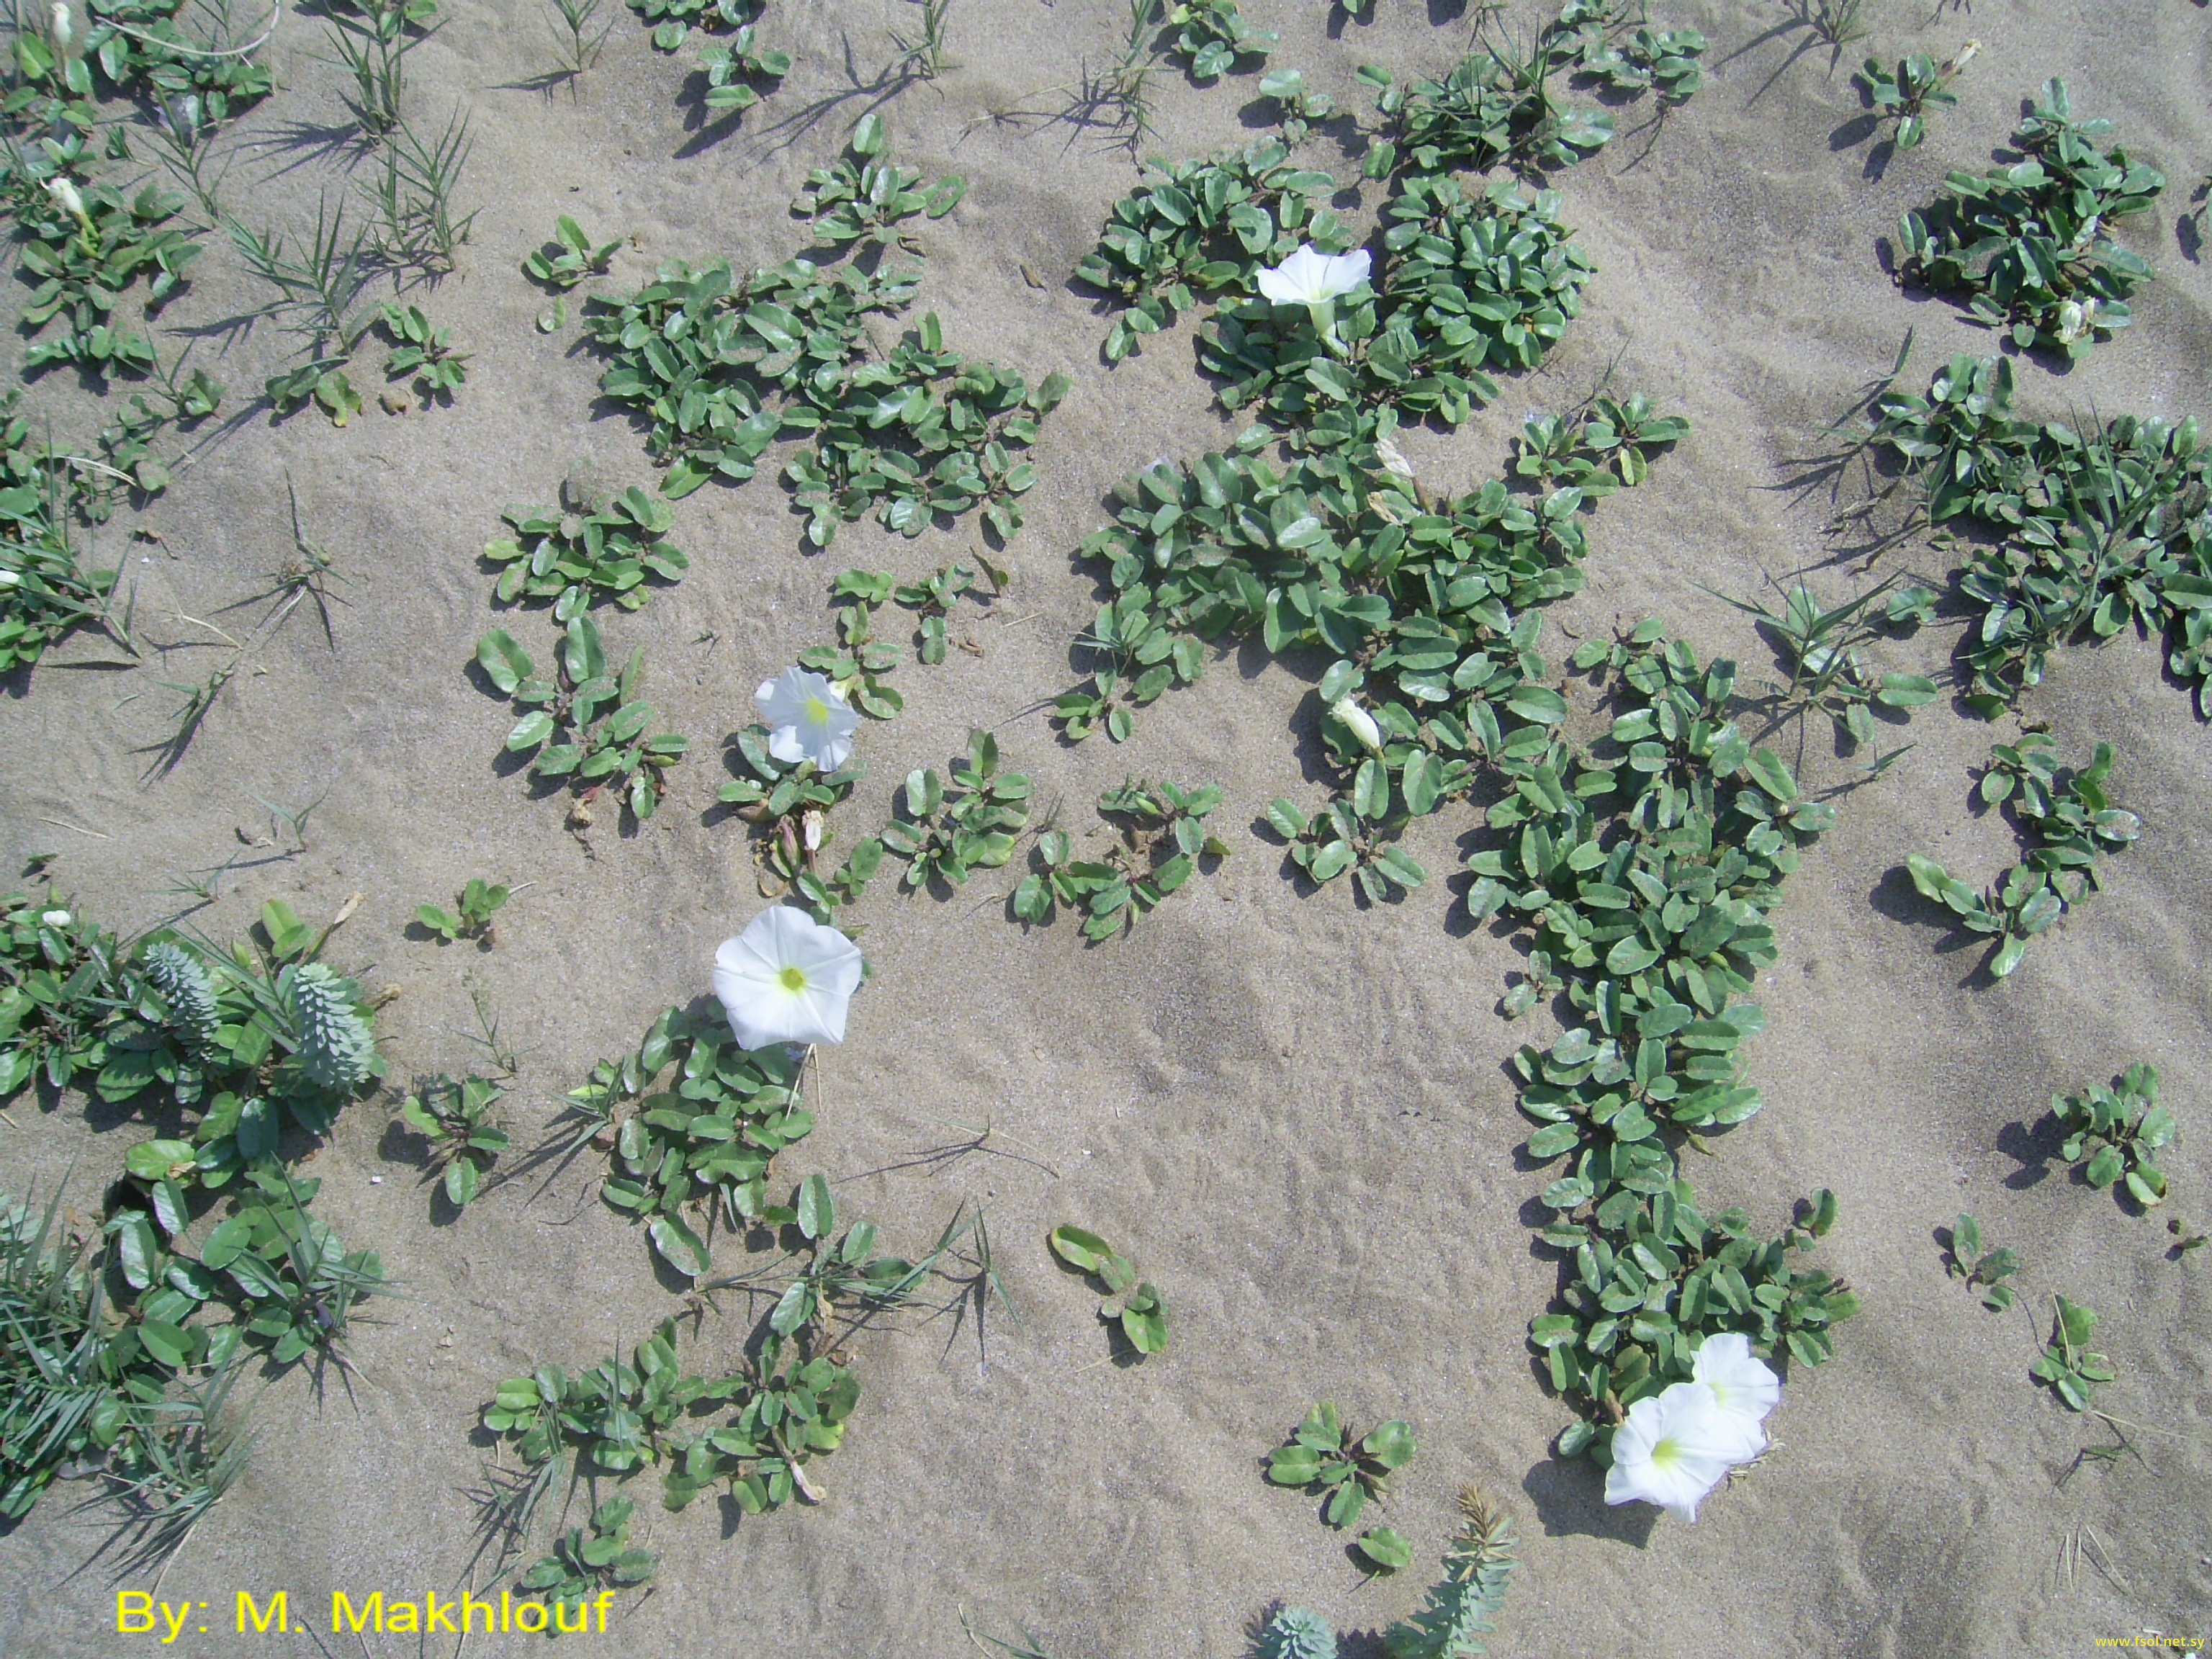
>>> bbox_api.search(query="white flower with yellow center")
[1603,1380,1763,1522]
[755,665,859,772]
[712,907,863,1049]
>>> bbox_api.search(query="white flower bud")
[45,176,85,223]
[48,2,71,53]
[41,909,71,927]
[1375,436,1416,481]
[1329,696,1382,753]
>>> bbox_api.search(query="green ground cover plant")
[715,721,883,917]
[482,485,687,617]
[560,1006,813,1277]
[1264,1401,1416,1529]
[1897,78,2162,361]
[516,1495,653,1613]
[2053,1063,2175,1209]
[1060,14,1832,1489]
[1854,40,1976,152]
[879,729,1032,891]
[1866,354,2212,716]
[1047,1223,1167,1353]
[485,1182,948,1539]
[1166,1,1274,83]
[1904,733,2140,979]
[398,1074,510,1208]
[2032,1294,2113,1411]
[1014,779,1226,938]
[583,119,1066,544]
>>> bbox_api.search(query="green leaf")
[648,1213,710,1278]
[1049,1224,1113,1273]
[1745,748,1797,801]
[444,1159,481,1207]
[797,1172,834,1241]
[126,1139,197,1181]
[1355,1527,1411,1572]
[1120,1288,1168,1353]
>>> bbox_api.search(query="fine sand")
[2,1,2210,1654]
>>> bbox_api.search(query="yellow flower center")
[778,966,808,993]
[1650,1436,1683,1470]
[803,696,831,723]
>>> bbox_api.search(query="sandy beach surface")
[1,1,2209,1654]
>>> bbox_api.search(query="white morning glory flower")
[1691,1331,1782,1427]
[1256,244,1372,306]
[712,907,864,1050]
[1603,1380,1764,1523]
[755,666,859,772]
[40,909,71,927]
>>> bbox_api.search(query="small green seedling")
[698,24,789,114]
[880,729,1030,889]
[1946,1213,2018,1310]
[888,0,956,80]
[398,1074,510,1208]
[1267,1401,1416,1530]
[545,0,615,79]
[517,1496,653,1611]
[476,616,689,821]
[1258,68,1334,143]
[1855,41,1977,150]
[378,303,468,397]
[2168,1217,2207,1256]
[524,215,621,289]
[414,878,508,943]
[1166,0,1274,83]
[1048,1224,1166,1354]
[1015,779,1225,939]
[2054,1062,2175,1208]
[2031,1295,2114,1411]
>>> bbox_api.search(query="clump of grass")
[545,0,614,80]
[889,0,956,81]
